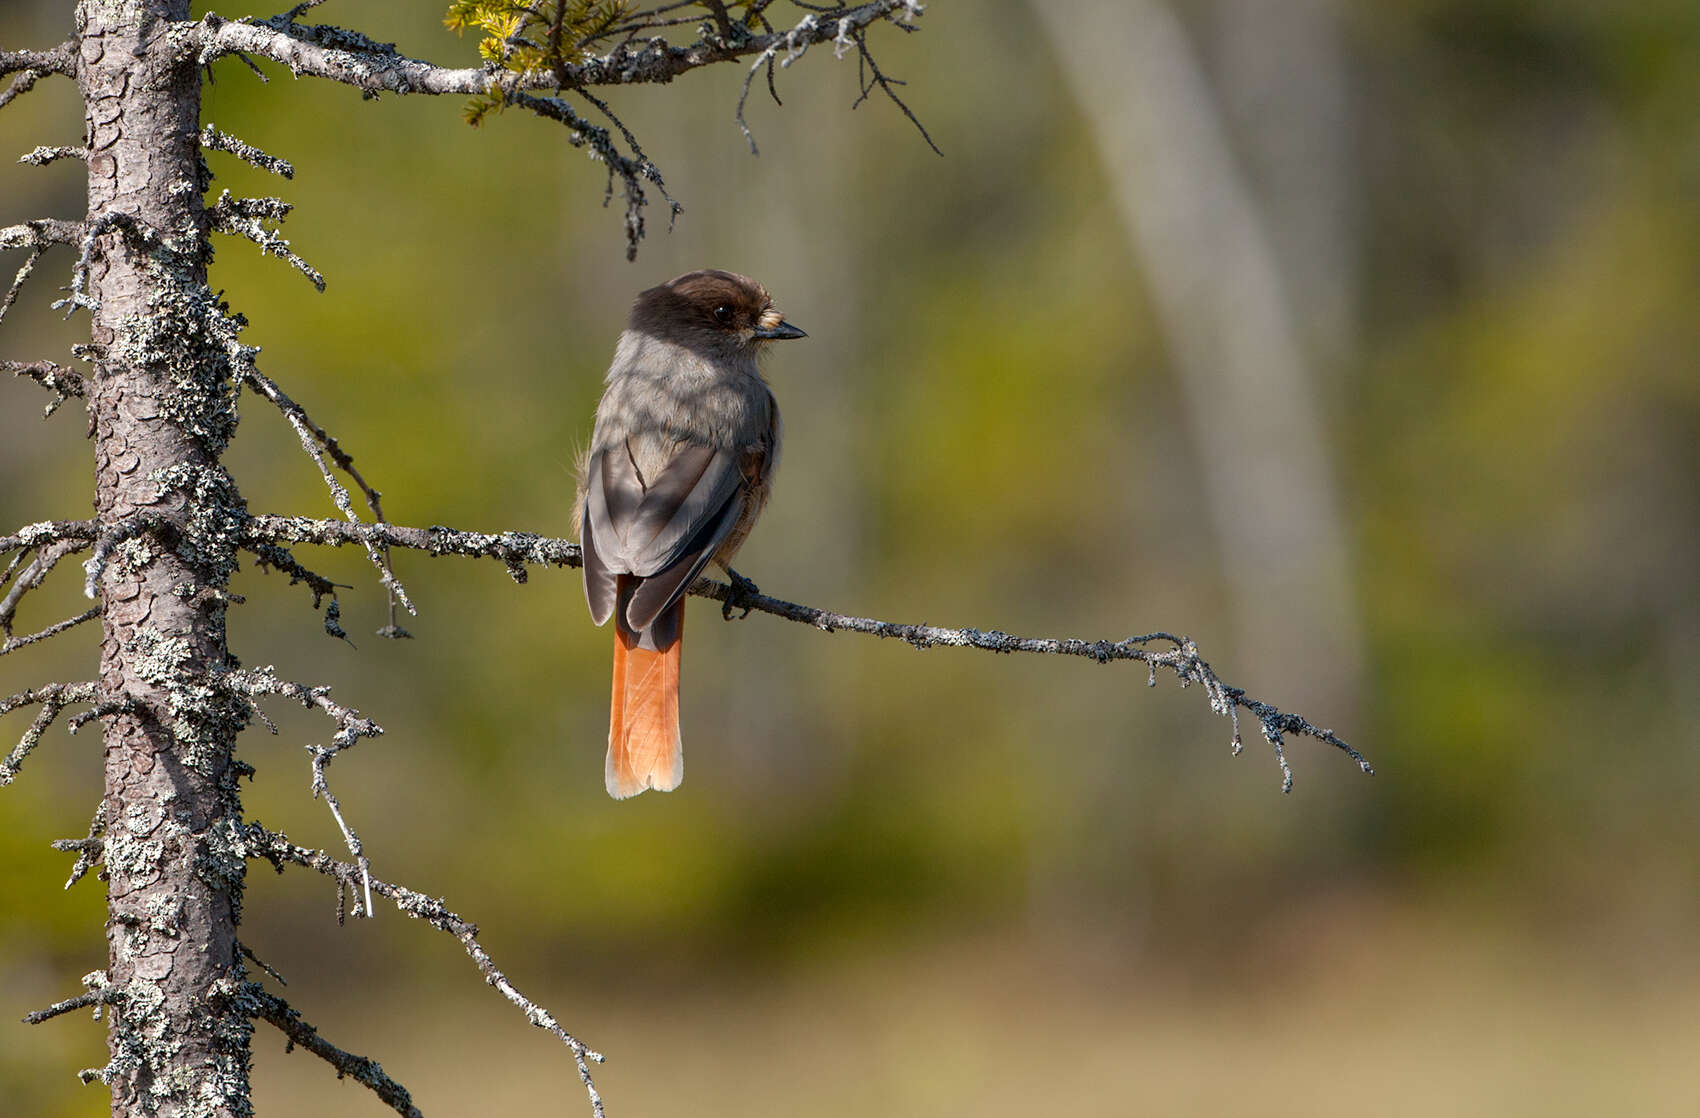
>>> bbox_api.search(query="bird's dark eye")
[712,305,734,325]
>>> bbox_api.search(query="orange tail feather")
[606,601,684,799]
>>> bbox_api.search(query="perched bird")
[576,270,806,799]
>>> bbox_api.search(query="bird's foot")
[721,569,760,621]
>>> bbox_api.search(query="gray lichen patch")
[130,625,252,777]
[109,267,248,458]
[197,816,250,922]
[147,463,248,582]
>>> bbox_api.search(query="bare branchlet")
[1,608,101,660]
[240,822,607,1118]
[223,668,383,917]
[2,537,89,636]
[0,682,100,786]
[2,246,47,331]
[508,89,679,261]
[51,800,109,890]
[248,986,422,1118]
[238,367,409,636]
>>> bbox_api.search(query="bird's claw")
[722,570,759,621]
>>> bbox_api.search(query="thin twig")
[240,823,606,1118]
[51,800,108,889]
[0,607,100,658]
[1,247,46,329]
[249,986,421,1118]
[223,668,382,916]
[852,35,939,154]
[0,682,99,786]
[67,697,137,735]
[23,986,122,1026]
[2,537,85,635]
[239,367,407,635]
[239,941,287,987]
[0,69,49,112]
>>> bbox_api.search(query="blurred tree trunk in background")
[1213,0,1358,368]
[1030,0,1363,723]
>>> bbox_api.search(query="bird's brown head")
[629,269,806,357]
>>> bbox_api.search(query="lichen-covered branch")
[207,190,325,290]
[0,43,76,80]
[200,124,295,178]
[0,218,87,252]
[0,519,99,556]
[3,360,90,412]
[23,980,122,1026]
[0,42,75,111]
[18,145,88,167]
[188,1,929,254]
[244,514,1372,787]
[193,2,920,95]
[240,822,607,1117]
[248,986,421,1118]
[52,800,109,890]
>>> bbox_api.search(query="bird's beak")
[753,319,807,341]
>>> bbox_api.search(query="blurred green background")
[4,1,1699,1114]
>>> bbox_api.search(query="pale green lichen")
[147,462,248,582]
[129,626,252,777]
[114,535,157,574]
[108,239,250,458]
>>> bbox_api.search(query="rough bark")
[77,1,255,1113]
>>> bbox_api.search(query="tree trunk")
[77,1,254,1113]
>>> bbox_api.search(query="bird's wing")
[582,438,746,636]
